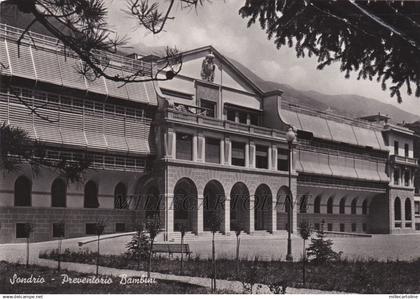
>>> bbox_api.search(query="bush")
[126,225,150,269]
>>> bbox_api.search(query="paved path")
[0,236,346,294]
[30,258,346,294]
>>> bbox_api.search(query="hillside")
[230,59,420,124]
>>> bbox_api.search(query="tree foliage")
[306,220,341,264]
[239,0,420,103]
[3,0,186,83]
[0,123,91,183]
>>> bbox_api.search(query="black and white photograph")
[0,0,420,296]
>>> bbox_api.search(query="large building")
[0,23,418,243]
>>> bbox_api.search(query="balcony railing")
[166,107,285,139]
[391,155,418,166]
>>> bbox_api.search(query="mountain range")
[229,59,420,124]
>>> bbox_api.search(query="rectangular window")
[176,133,193,161]
[238,111,247,124]
[256,145,268,169]
[231,142,246,166]
[362,223,367,232]
[16,223,30,239]
[394,169,400,185]
[405,144,409,157]
[227,109,235,122]
[115,223,126,232]
[277,148,289,171]
[340,223,345,232]
[52,223,65,238]
[394,141,399,156]
[351,223,357,232]
[405,170,410,187]
[327,223,333,231]
[85,223,97,235]
[205,138,220,164]
[415,202,420,215]
[249,112,259,126]
[416,223,420,231]
[200,99,216,118]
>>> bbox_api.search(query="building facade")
[0,23,418,243]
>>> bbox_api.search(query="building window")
[227,109,235,122]
[249,112,259,126]
[405,143,409,157]
[394,169,400,185]
[362,223,367,232]
[415,202,420,215]
[416,223,420,231]
[351,223,357,232]
[327,197,333,214]
[351,198,357,215]
[52,223,65,238]
[277,148,289,171]
[200,99,216,118]
[327,223,333,231]
[205,138,220,164]
[16,223,31,239]
[314,196,321,214]
[394,197,401,221]
[256,145,268,169]
[362,200,368,215]
[314,223,320,231]
[404,170,410,187]
[84,181,99,208]
[299,195,307,213]
[232,142,246,166]
[85,223,97,235]
[405,198,412,221]
[238,111,247,124]
[115,223,126,232]
[176,133,193,161]
[114,182,128,209]
[340,223,345,232]
[14,176,31,206]
[51,178,66,207]
[339,197,346,214]
[394,141,399,155]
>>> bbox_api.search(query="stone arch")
[114,182,128,209]
[351,197,358,215]
[254,184,273,231]
[203,180,225,231]
[84,180,99,208]
[276,185,292,231]
[299,194,308,214]
[339,197,346,214]
[15,176,31,207]
[327,196,334,214]
[362,199,368,215]
[405,198,412,221]
[394,197,401,221]
[51,178,66,208]
[230,182,250,233]
[314,196,321,214]
[173,178,197,232]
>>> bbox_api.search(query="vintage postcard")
[0,0,419,297]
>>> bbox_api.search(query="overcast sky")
[106,0,420,116]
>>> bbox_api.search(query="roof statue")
[200,52,216,82]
